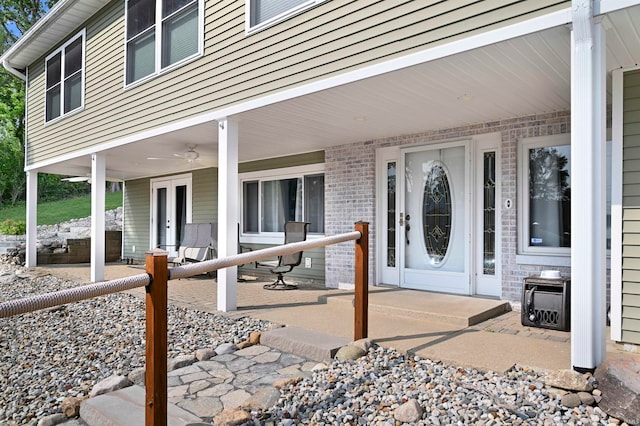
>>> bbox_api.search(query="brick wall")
[325,111,586,303]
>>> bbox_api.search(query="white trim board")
[597,0,640,14]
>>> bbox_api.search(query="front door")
[151,175,192,258]
[400,141,471,294]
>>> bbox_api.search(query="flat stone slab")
[80,385,201,426]
[594,354,640,425]
[260,326,349,362]
[327,289,511,327]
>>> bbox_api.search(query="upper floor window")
[126,0,202,85]
[240,164,324,242]
[247,0,325,32]
[45,30,85,122]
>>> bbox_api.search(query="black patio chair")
[256,221,310,290]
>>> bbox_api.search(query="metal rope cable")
[0,273,150,318]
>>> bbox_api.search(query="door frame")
[150,173,193,257]
[376,146,401,285]
[473,133,502,297]
[375,133,502,296]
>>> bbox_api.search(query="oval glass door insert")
[422,161,452,265]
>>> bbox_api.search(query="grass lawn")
[0,192,123,225]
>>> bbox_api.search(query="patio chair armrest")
[256,259,280,269]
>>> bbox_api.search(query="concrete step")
[0,241,19,254]
[80,385,201,426]
[260,326,350,362]
[55,232,74,241]
[325,288,511,327]
[69,226,91,235]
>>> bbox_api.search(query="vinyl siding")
[192,168,217,223]
[25,0,569,165]
[122,178,150,262]
[621,69,640,344]
[239,151,324,173]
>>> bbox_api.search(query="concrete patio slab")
[36,263,629,375]
[325,288,511,326]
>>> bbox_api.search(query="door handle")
[405,214,411,245]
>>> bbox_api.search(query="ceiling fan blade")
[61,176,90,182]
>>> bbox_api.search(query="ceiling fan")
[147,144,201,163]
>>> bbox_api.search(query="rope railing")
[0,222,370,426]
[0,273,151,318]
[169,230,362,280]
[0,231,362,319]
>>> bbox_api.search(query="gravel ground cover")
[0,256,622,426]
[0,259,271,425]
[260,348,615,425]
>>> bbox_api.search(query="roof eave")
[0,0,108,70]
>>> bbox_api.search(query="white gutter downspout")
[2,59,26,81]
[570,0,607,372]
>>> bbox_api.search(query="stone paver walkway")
[166,345,314,421]
[79,343,318,425]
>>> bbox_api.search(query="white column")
[217,117,238,311]
[25,171,38,267]
[570,0,607,371]
[91,153,106,282]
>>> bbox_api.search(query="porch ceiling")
[39,5,640,181]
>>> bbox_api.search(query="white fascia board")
[597,0,640,14]
[0,0,75,64]
[26,7,572,172]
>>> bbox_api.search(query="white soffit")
[605,4,640,70]
[1,0,110,69]
[234,26,572,160]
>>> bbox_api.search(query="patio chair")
[169,223,217,266]
[256,221,310,290]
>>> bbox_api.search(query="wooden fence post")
[354,222,369,340]
[145,250,168,426]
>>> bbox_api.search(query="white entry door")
[400,142,471,294]
[151,175,192,258]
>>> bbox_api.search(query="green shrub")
[0,219,26,235]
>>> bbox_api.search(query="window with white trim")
[45,31,85,122]
[247,0,325,31]
[241,165,324,238]
[519,135,572,255]
[126,0,202,85]
[518,135,612,258]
